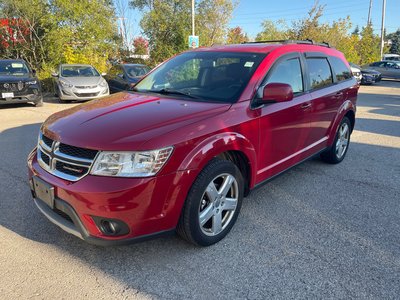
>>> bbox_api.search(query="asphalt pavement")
[0,81,399,299]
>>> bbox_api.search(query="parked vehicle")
[0,59,43,107]
[383,54,400,61]
[52,64,109,102]
[28,41,358,246]
[349,63,381,85]
[105,64,150,93]
[363,61,400,80]
[350,64,362,82]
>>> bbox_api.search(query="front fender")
[178,132,258,187]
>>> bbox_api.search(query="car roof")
[0,59,27,63]
[121,64,148,67]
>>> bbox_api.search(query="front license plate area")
[2,92,14,99]
[33,176,55,209]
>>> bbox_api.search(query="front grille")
[0,82,25,92]
[75,85,97,89]
[59,143,98,159]
[55,161,89,177]
[53,207,73,223]
[37,132,98,181]
[74,92,99,97]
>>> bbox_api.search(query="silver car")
[364,61,400,80]
[52,64,109,102]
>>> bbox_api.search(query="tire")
[321,116,351,164]
[177,158,244,246]
[34,97,43,107]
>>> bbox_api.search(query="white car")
[350,64,362,82]
[52,64,109,102]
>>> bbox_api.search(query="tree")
[130,0,235,64]
[133,36,148,55]
[356,24,381,64]
[386,29,400,54]
[227,26,248,44]
[255,20,288,41]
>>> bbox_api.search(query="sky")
[118,0,400,42]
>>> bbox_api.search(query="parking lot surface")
[1,81,399,299]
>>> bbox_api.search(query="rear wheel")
[177,158,244,246]
[321,116,351,164]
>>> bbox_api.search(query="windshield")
[61,65,100,77]
[125,65,150,78]
[134,51,266,103]
[0,61,30,76]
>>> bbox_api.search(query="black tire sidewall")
[184,158,244,246]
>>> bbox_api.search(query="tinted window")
[330,57,352,81]
[135,52,266,103]
[266,58,303,94]
[307,58,333,89]
[0,61,30,75]
[125,66,150,78]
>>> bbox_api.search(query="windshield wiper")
[149,88,201,99]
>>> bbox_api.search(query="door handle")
[333,92,343,99]
[301,103,311,109]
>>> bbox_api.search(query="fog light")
[91,216,129,236]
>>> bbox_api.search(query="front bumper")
[27,148,194,245]
[0,92,42,105]
[59,85,109,101]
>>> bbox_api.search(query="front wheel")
[321,116,351,164]
[177,158,244,246]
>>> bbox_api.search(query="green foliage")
[255,2,380,65]
[0,0,118,91]
[386,29,400,55]
[130,0,235,65]
[133,36,149,55]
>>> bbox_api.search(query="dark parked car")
[105,64,150,93]
[28,41,358,246]
[0,59,43,107]
[364,61,400,80]
[350,63,381,85]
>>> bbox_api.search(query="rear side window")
[306,58,333,90]
[330,57,352,81]
[266,58,304,94]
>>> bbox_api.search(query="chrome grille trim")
[37,132,98,182]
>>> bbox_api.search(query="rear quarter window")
[306,58,333,90]
[330,57,352,82]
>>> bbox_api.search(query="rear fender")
[327,100,356,146]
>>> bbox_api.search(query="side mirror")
[262,83,293,103]
[101,72,107,76]
[51,72,59,78]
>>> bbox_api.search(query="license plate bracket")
[33,176,55,209]
[2,92,14,99]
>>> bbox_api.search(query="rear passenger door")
[305,54,351,145]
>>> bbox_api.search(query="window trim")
[251,52,306,109]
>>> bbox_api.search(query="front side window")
[330,57,352,82]
[265,57,304,94]
[134,51,266,103]
[307,58,333,90]
[61,65,100,77]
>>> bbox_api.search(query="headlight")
[26,80,37,85]
[90,147,173,177]
[59,79,73,88]
[99,80,108,87]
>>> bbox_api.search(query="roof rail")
[243,39,331,48]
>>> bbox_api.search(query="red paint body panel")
[27,43,358,244]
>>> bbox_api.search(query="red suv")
[27,41,358,246]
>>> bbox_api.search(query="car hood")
[0,74,35,82]
[361,69,381,75]
[42,92,231,150]
[59,76,104,86]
